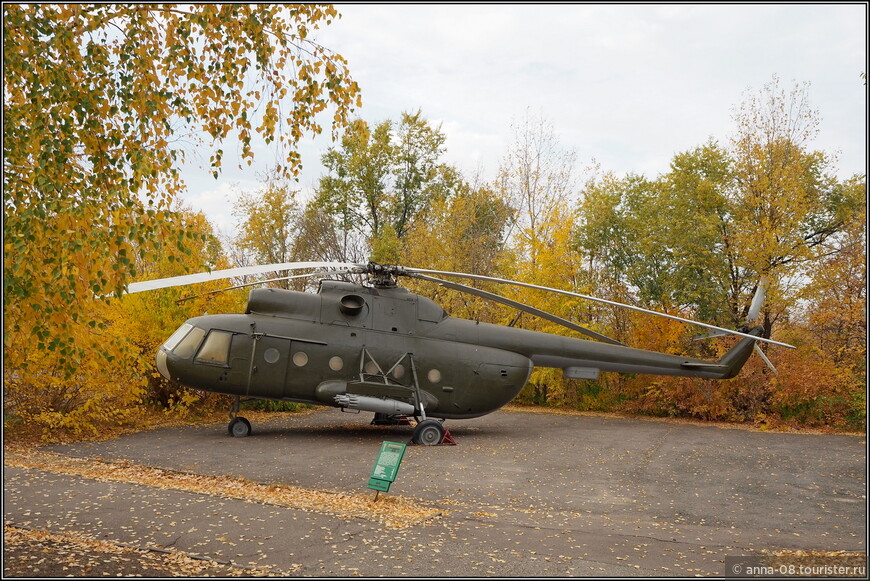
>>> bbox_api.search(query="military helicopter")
[127,262,793,445]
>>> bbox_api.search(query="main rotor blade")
[175,270,354,303]
[405,268,796,349]
[126,261,362,294]
[691,329,730,342]
[409,272,626,346]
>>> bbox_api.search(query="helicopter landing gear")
[227,396,252,437]
[228,416,252,437]
[412,419,446,446]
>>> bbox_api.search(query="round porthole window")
[263,347,280,364]
[364,361,379,375]
[392,364,406,379]
[292,352,308,367]
[329,356,344,371]
[427,369,442,384]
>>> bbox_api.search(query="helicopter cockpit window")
[163,323,194,352]
[195,330,233,366]
[173,326,206,359]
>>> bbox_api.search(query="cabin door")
[247,334,291,400]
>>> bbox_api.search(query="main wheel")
[228,416,252,437]
[413,419,444,446]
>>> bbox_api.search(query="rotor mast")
[363,263,406,289]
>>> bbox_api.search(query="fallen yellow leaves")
[766,550,866,557]
[4,524,290,577]
[5,449,444,529]
[760,550,867,577]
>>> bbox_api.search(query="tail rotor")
[746,278,778,374]
[693,277,779,373]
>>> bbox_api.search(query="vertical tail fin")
[715,326,764,379]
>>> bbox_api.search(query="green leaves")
[311,110,454,257]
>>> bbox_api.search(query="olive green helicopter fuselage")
[157,280,762,423]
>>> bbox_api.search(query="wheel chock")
[440,428,457,445]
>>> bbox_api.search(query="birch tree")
[4,4,360,378]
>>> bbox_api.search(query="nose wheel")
[228,416,252,437]
[227,396,252,437]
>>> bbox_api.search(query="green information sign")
[367,441,407,493]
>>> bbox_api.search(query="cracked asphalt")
[4,407,866,576]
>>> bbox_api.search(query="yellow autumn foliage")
[4,210,247,437]
[4,3,360,380]
[4,298,147,437]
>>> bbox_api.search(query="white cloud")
[180,3,867,233]
[180,171,260,238]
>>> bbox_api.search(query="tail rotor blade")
[746,277,768,324]
[753,343,778,374]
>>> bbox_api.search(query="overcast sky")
[181,3,867,235]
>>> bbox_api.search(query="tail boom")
[432,319,765,380]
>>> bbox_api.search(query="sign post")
[367,441,407,496]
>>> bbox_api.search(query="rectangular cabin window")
[195,330,233,366]
[173,326,206,359]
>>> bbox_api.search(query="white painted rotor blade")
[746,277,768,324]
[175,269,355,303]
[126,262,362,294]
[691,329,730,342]
[405,267,796,349]
[408,271,626,346]
[754,343,778,374]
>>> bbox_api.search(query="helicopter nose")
[156,348,171,380]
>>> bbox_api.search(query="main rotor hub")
[364,262,407,288]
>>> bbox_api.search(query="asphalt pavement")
[4,407,867,577]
